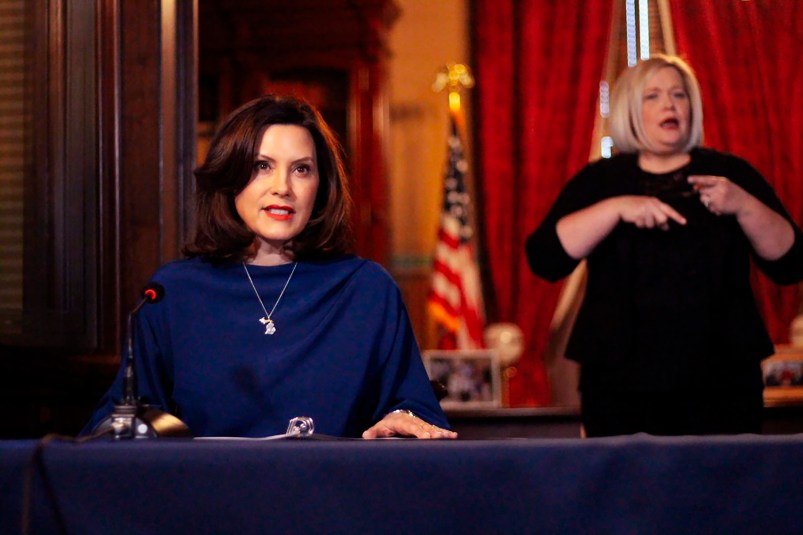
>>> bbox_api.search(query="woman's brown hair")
[183,95,354,262]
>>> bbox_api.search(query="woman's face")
[640,66,690,155]
[235,124,320,261]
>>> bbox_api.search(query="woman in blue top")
[86,95,456,439]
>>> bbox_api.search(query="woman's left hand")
[688,175,749,216]
[689,174,794,259]
[362,410,458,440]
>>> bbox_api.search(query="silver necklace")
[242,261,298,335]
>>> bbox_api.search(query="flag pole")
[431,65,516,407]
[432,63,474,130]
[428,64,487,352]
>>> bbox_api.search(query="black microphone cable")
[20,429,113,535]
[21,283,167,533]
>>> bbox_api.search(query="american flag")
[428,117,485,349]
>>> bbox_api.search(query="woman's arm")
[362,409,457,439]
[690,175,794,260]
[556,195,687,259]
[357,265,457,439]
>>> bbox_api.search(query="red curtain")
[670,0,803,342]
[472,0,613,405]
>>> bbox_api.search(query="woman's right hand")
[557,195,687,259]
[362,410,458,440]
[616,195,687,230]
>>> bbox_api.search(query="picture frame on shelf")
[762,345,803,407]
[423,349,502,410]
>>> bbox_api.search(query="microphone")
[121,282,164,406]
[92,282,191,439]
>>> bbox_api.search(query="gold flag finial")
[433,63,475,113]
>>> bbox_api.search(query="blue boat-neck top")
[85,255,449,438]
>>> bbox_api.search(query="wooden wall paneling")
[11,0,100,348]
[176,0,199,246]
[97,0,122,351]
[349,59,390,263]
[1,1,109,438]
[65,1,101,347]
[118,0,164,319]
[117,0,196,322]
[0,0,198,438]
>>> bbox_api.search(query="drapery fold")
[670,0,803,342]
[473,0,613,405]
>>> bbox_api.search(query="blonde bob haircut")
[609,54,704,154]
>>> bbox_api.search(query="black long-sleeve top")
[525,148,803,393]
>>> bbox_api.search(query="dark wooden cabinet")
[0,0,197,438]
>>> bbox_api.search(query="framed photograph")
[762,345,803,407]
[423,350,502,409]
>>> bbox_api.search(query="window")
[0,1,100,349]
[0,0,27,323]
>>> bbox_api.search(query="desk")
[447,406,584,438]
[446,404,803,439]
[2,435,803,534]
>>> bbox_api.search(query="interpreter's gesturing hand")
[617,195,687,230]
[689,175,748,216]
[362,410,458,440]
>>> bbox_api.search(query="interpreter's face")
[235,124,319,259]
[640,66,690,155]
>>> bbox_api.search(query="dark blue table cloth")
[2,434,802,534]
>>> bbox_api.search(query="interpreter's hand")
[362,410,458,440]
[689,175,749,216]
[616,195,687,230]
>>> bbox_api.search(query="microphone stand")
[92,284,191,439]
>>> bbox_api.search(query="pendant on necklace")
[259,317,276,335]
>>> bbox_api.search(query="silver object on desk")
[286,416,315,437]
[194,416,316,440]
